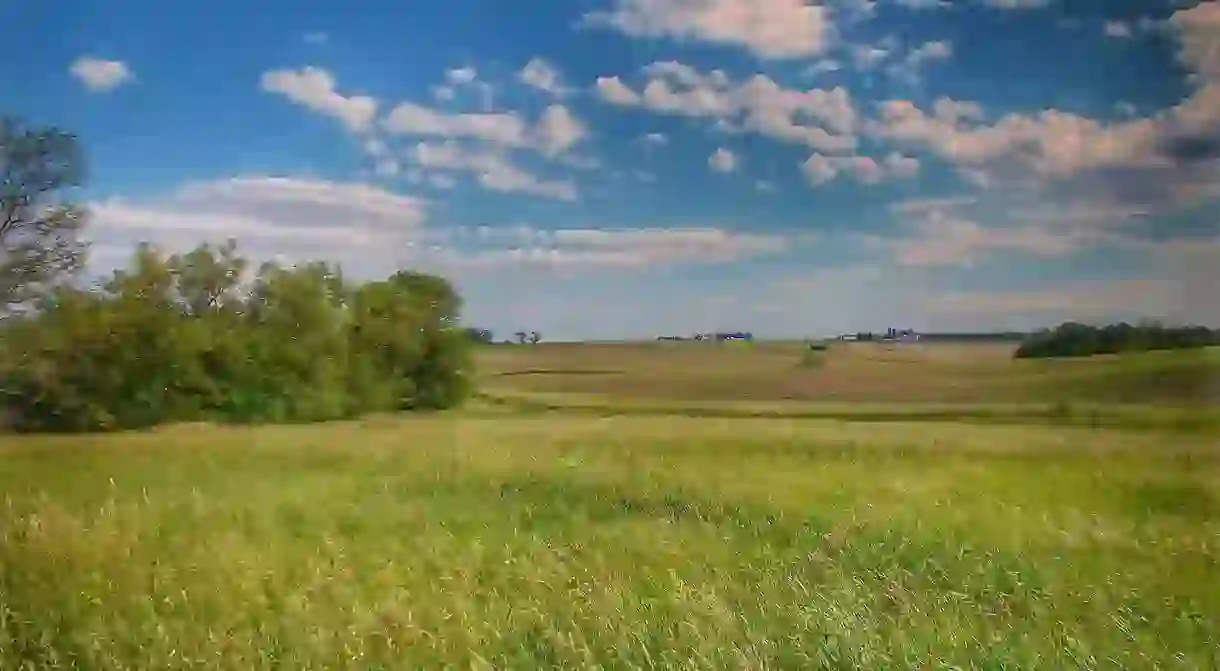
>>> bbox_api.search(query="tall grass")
[2,416,1218,669]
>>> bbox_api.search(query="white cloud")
[889,39,953,84]
[800,151,919,186]
[86,177,429,275]
[595,76,642,105]
[382,102,529,146]
[260,67,377,132]
[888,195,977,214]
[860,3,1220,211]
[849,44,890,70]
[408,141,578,201]
[583,0,832,59]
[84,177,809,288]
[598,62,859,153]
[382,100,589,158]
[640,132,669,147]
[519,58,569,97]
[708,147,737,173]
[69,57,133,93]
[869,208,1110,267]
[1104,21,1133,39]
[883,151,921,179]
[982,0,1049,8]
[445,66,478,85]
[804,59,843,77]
[534,105,588,157]
[801,154,838,185]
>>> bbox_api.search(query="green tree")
[0,118,89,316]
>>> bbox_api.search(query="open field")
[2,343,1218,668]
[2,417,1219,669]
[477,343,1219,429]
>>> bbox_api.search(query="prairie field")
[2,343,1219,669]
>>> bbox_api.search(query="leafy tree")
[0,118,89,316]
[0,241,476,432]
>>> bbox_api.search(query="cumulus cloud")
[260,67,377,132]
[800,151,919,186]
[534,104,588,156]
[639,132,669,147]
[857,3,1220,213]
[595,76,643,105]
[519,58,569,97]
[804,59,843,77]
[85,175,807,283]
[445,66,478,85]
[597,61,859,153]
[86,177,429,274]
[708,147,737,173]
[1104,21,1134,39]
[69,57,133,93]
[583,0,832,59]
[887,39,953,84]
[408,142,578,201]
[382,100,589,159]
[869,208,1108,267]
[849,44,890,70]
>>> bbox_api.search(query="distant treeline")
[1015,321,1220,359]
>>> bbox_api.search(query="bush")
[1015,321,1219,360]
[0,241,474,432]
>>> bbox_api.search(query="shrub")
[0,241,474,432]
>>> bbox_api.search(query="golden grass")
[477,342,1219,407]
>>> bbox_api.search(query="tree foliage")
[1014,321,1220,359]
[0,240,473,432]
[0,117,89,316]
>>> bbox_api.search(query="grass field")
[2,343,1218,669]
[478,341,1218,406]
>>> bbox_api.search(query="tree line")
[1014,321,1220,359]
[0,116,473,433]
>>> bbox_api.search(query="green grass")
[2,343,1217,668]
[3,417,1219,669]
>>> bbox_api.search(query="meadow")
[1,342,1218,669]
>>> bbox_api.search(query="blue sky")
[5,0,1218,339]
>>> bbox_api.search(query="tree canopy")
[0,241,474,432]
[0,117,89,315]
[0,116,474,433]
